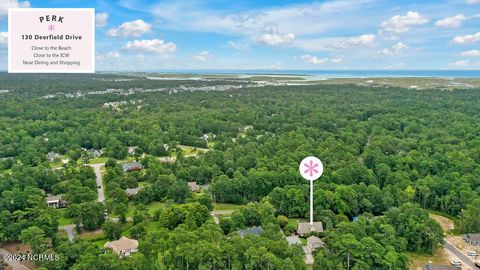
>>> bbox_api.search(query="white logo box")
[8,8,95,73]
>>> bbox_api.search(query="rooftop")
[104,236,138,252]
[297,222,323,235]
[423,264,458,270]
[286,236,301,245]
[126,187,143,196]
[465,233,480,241]
[122,162,143,172]
[237,226,264,238]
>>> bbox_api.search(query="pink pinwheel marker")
[299,156,323,225]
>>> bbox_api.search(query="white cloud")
[0,0,30,17]
[453,32,480,44]
[379,42,409,56]
[192,51,211,61]
[106,51,121,58]
[381,11,428,34]
[435,14,466,28]
[332,34,376,49]
[300,54,328,64]
[449,60,470,67]
[461,50,480,57]
[0,32,7,46]
[384,63,405,70]
[267,62,283,69]
[148,0,373,38]
[228,41,249,51]
[466,0,480,3]
[124,39,176,53]
[300,55,343,64]
[95,12,109,28]
[258,32,295,46]
[107,19,152,37]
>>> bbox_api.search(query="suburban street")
[445,240,476,270]
[88,163,105,203]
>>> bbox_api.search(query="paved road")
[59,224,75,241]
[445,240,476,270]
[0,248,29,270]
[88,163,105,203]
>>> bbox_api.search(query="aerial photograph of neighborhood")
[1,0,480,269]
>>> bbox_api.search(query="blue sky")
[1,0,480,71]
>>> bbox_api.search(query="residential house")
[126,187,143,197]
[128,146,138,155]
[307,236,325,250]
[122,162,144,172]
[296,222,323,236]
[422,264,458,270]
[237,226,264,238]
[463,233,480,246]
[286,236,301,246]
[187,182,200,192]
[91,149,103,158]
[104,236,139,257]
[46,195,66,208]
[47,152,60,162]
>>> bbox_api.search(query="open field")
[409,248,454,270]
[126,201,167,217]
[429,213,455,232]
[213,203,245,211]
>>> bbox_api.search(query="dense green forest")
[0,74,479,269]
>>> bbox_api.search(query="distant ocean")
[155,70,480,79]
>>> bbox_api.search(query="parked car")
[468,251,478,256]
[451,260,462,267]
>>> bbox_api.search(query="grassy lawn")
[126,201,167,218]
[88,157,109,164]
[77,229,105,241]
[92,239,109,248]
[176,145,209,156]
[213,203,245,211]
[122,221,160,238]
[57,209,73,226]
[286,217,307,229]
[49,161,64,168]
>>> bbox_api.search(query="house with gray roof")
[286,236,301,246]
[47,152,60,162]
[422,264,458,270]
[237,226,264,238]
[463,233,480,246]
[307,236,325,250]
[122,162,144,172]
[126,186,143,196]
[296,222,323,236]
